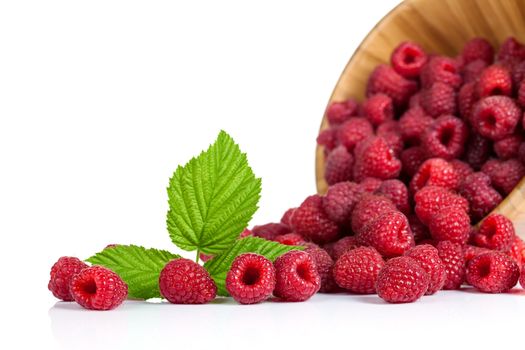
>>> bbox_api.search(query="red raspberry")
[465,133,491,170]
[401,146,427,177]
[48,257,88,301]
[494,134,522,159]
[399,106,433,144]
[274,233,305,246]
[414,185,469,225]
[322,181,363,224]
[358,177,383,193]
[512,60,525,87]
[422,115,468,160]
[472,214,515,250]
[450,159,474,180]
[274,250,320,301]
[391,41,428,78]
[337,117,374,152]
[409,214,430,243]
[159,258,216,304]
[331,236,360,260]
[376,121,404,156]
[458,172,502,221]
[291,195,340,244]
[366,64,418,107]
[305,246,337,293]
[497,37,525,63]
[280,208,296,227]
[357,211,414,258]
[436,240,466,290]
[409,91,422,107]
[70,266,128,310]
[428,206,471,245]
[420,56,462,89]
[482,158,525,194]
[376,256,430,303]
[362,94,394,127]
[475,65,512,98]
[351,194,396,233]
[353,136,402,182]
[324,145,354,185]
[466,251,520,293]
[462,38,494,65]
[333,247,384,294]
[316,128,337,152]
[464,245,491,264]
[505,235,525,265]
[225,253,276,304]
[409,158,460,193]
[462,59,488,84]
[404,244,446,294]
[326,99,358,126]
[471,96,520,141]
[376,179,410,214]
[252,222,290,241]
[199,253,214,262]
[420,82,456,118]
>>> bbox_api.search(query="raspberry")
[351,194,396,233]
[404,244,446,294]
[324,145,354,185]
[420,56,462,89]
[422,115,468,160]
[326,99,358,126]
[512,60,525,87]
[240,228,252,238]
[280,208,296,227]
[462,59,488,84]
[225,253,276,304]
[337,117,374,152]
[401,146,427,177]
[420,82,456,118]
[409,91,422,107]
[305,246,337,293]
[436,240,466,290]
[291,195,340,244]
[366,64,418,107]
[466,252,520,293]
[414,185,469,225]
[357,211,414,258]
[376,256,430,303]
[471,96,520,141]
[333,247,384,294]
[462,38,494,65]
[362,93,394,127]
[428,206,471,245]
[493,134,522,159]
[199,253,214,262]
[391,41,428,78]
[353,136,402,182]
[316,128,337,152]
[464,245,491,264]
[70,266,128,310]
[465,133,491,170]
[322,181,363,224]
[482,158,525,194]
[159,259,216,304]
[48,257,89,301]
[252,222,290,241]
[450,159,474,180]
[472,214,515,250]
[409,158,460,193]
[358,177,383,193]
[458,172,502,221]
[475,65,513,98]
[505,235,525,265]
[399,106,433,145]
[274,233,305,246]
[273,250,320,301]
[408,214,430,243]
[497,37,525,63]
[376,179,410,214]
[376,121,404,156]
[331,236,360,260]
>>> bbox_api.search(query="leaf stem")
[196,249,200,263]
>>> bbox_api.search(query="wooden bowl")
[315,0,525,238]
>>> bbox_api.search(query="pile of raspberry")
[255,37,525,303]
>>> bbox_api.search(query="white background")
[0,1,523,349]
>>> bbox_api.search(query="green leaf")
[204,236,303,296]
[86,245,180,299]
[166,130,262,255]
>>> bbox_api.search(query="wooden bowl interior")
[315,0,525,238]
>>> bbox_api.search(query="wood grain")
[315,0,525,238]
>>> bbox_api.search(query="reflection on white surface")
[48,291,525,350]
